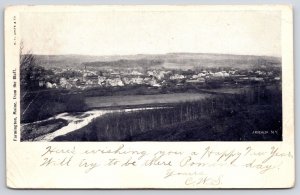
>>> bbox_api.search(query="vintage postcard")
[5,5,294,188]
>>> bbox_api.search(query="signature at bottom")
[164,169,222,186]
[184,176,222,186]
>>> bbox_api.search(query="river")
[31,107,165,141]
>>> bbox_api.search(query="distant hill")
[33,53,281,70]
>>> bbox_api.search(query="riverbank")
[21,118,68,141]
[21,107,167,141]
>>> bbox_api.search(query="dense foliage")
[21,90,87,123]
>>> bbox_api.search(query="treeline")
[83,59,164,69]
[20,54,55,91]
[54,85,282,141]
[21,90,87,123]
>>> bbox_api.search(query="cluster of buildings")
[40,67,281,90]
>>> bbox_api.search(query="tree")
[20,42,46,90]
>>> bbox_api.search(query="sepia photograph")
[19,8,282,142]
[5,5,294,189]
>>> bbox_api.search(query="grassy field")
[85,93,212,108]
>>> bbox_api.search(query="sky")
[20,8,281,57]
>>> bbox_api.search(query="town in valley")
[20,53,282,142]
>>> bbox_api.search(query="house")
[38,80,45,87]
[148,78,161,87]
[131,77,144,85]
[192,73,206,79]
[170,74,185,80]
[98,76,106,86]
[59,77,68,87]
[106,78,124,87]
[59,77,73,89]
[213,72,229,77]
[45,82,53,88]
[131,70,143,76]
[186,78,205,84]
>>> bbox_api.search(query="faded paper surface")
[5,5,294,188]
